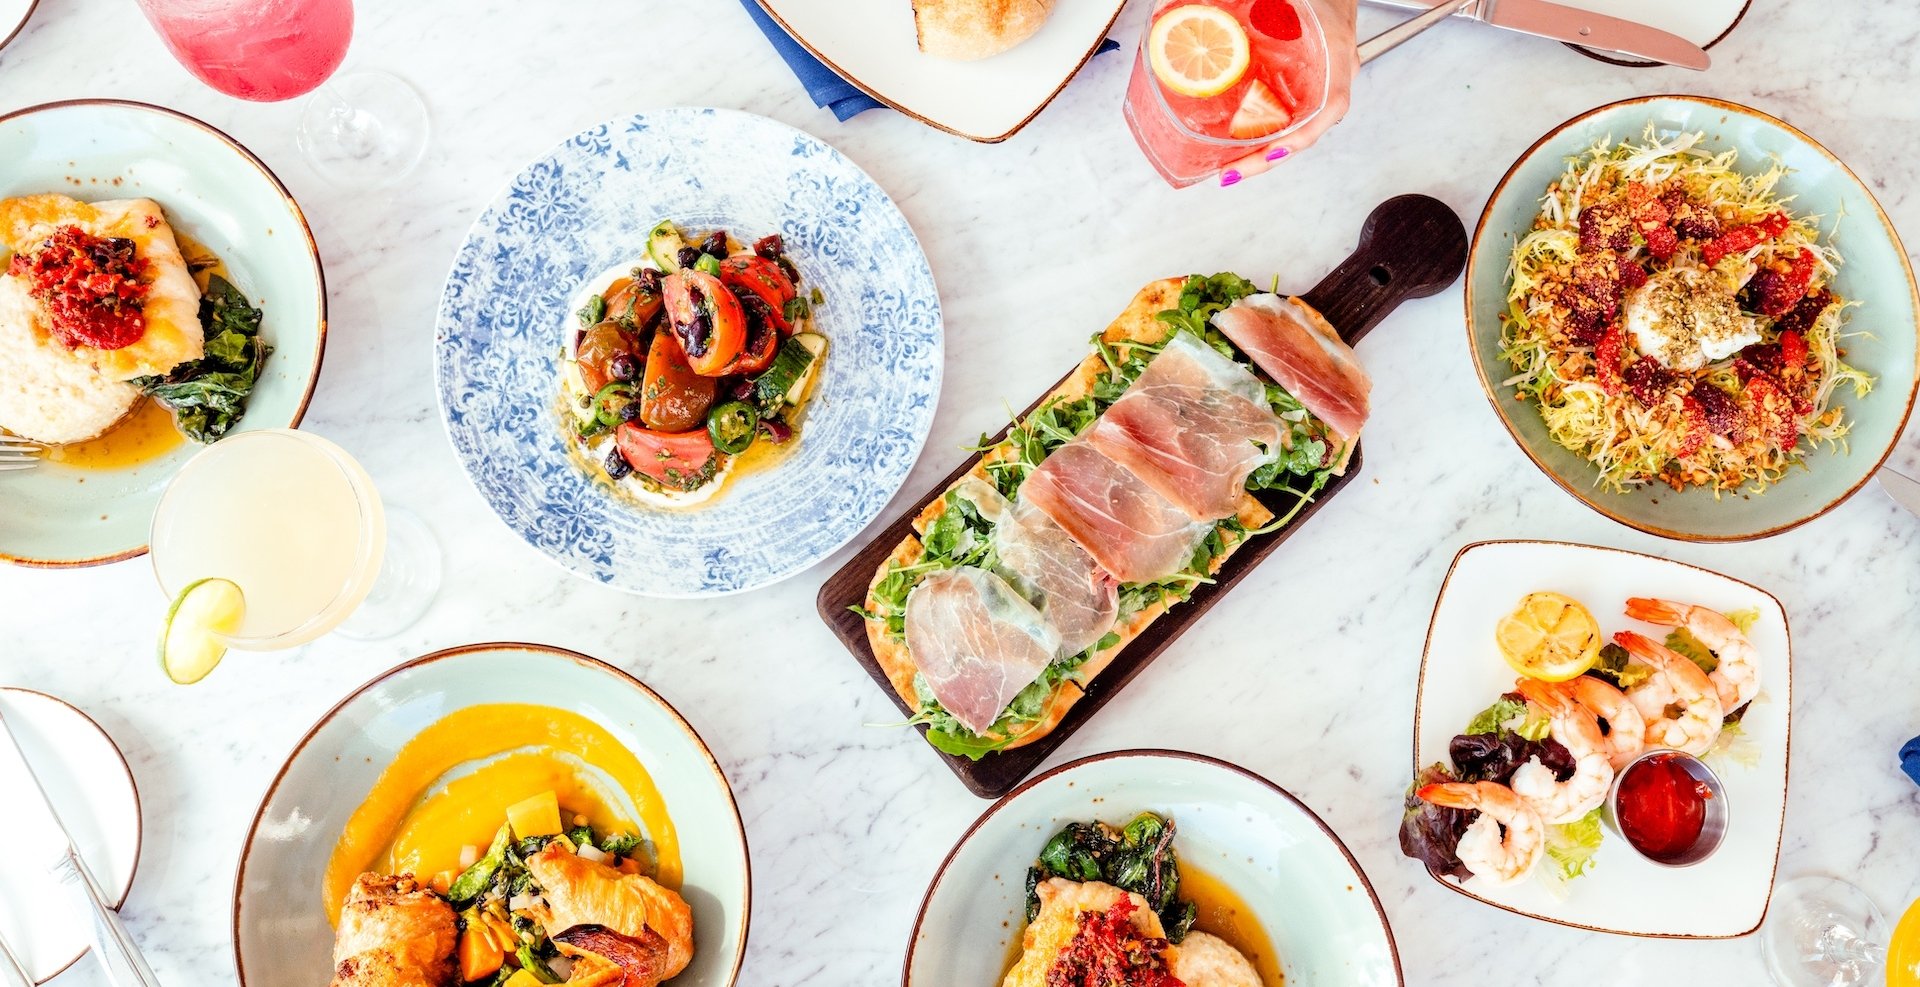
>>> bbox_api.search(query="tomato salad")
[561,220,826,506]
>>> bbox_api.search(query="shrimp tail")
[1513,677,1569,713]
[1416,783,1475,809]
[1613,630,1675,663]
[1623,597,1685,624]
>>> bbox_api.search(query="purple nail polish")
[1266,147,1290,162]
[1221,169,1242,187]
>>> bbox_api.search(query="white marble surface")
[3,0,1919,984]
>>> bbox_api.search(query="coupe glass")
[1761,876,1890,987]
[149,430,440,651]
[133,0,429,189]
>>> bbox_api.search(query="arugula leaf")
[133,274,271,443]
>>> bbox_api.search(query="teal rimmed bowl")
[1466,95,1919,541]
[0,100,326,567]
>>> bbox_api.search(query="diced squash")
[506,791,563,839]
[457,924,504,982]
[616,857,642,876]
[429,870,456,895]
[502,971,545,987]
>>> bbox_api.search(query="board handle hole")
[1368,265,1392,286]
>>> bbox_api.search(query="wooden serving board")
[815,195,1469,797]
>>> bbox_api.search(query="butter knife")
[1878,465,1920,518]
[1361,0,1711,69]
[0,707,161,987]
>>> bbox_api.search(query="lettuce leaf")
[1588,643,1653,690]
[1465,697,1551,740]
[1538,808,1605,897]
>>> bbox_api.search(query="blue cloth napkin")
[741,0,1119,122]
[1903,735,1920,788]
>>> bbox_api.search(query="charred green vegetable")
[135,274,271,443]
[1024,812,1196,942]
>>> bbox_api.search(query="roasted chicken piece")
[329,874,458,987]
[525,842,695,985]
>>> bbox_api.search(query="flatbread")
[913,0,1054,60]
[866,279,1279,752]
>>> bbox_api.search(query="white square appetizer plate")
[1414,540,1790,937]
[753,0,1125,141]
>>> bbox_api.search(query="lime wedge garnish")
[160,577,245,684]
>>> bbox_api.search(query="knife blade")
[1481,0,1710,69]
[1878,465,1920,518]
[0,707,161,987]
[1360,0,1711,70]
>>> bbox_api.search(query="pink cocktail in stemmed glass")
[1124,0,1331,188]
[134,0,428,189]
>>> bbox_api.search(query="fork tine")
[0,462,37,472]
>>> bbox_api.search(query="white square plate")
[1414,540,1789,937]
[754,0,1126,141]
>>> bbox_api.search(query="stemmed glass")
[132,0,429,189]
[149,430,440,671]
[1761,875,1920,987]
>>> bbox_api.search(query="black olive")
[753,233,785,258]
[604,447,633,480]
[700,231,730,258]
[609,353,639,382]
[634,267,663,294]
[675,246,700,270]
[617,401,641,423]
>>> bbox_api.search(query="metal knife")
[0,707,162,987]
[1879,465,1920,518]
[1361,0,1711,70]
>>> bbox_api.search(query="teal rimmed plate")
[0,100,326,567]
[233,643,750,986]
[1466,94,1918,541]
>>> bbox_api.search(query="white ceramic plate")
[0,100,328,568]
[1414,540,1790,937]
[1559,0,1749,64]
[754,0,1126,141]
[0,0,34,53]
[0,688,142,985]
[907,750,1402,985]
[234,643,750,986]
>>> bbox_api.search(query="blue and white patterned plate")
[435,107,942,596]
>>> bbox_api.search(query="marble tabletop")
[4,0,1919,984]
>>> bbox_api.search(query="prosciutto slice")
[1020,440,1212,585]
[993,499,1119,658]
[903,566,1060,736]
[1210,293,1372,441]
[1085,332,1284,521]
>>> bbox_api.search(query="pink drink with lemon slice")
[1124,0,1330,187]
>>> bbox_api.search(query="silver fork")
[0,436,41,472]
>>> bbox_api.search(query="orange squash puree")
[322,704,680,922]
[1181,863,1285,987]
[43,398,183,469]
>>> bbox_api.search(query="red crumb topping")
[1045,898,1185,987]
[6,225,151,350]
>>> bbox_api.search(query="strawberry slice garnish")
[1228,79,1291,140]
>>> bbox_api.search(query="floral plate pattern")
[435,107,942,596]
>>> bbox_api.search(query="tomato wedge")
[718,255,797,333]
[614,423,720,492]
[723,301,781,376]
[661,270,745,376]
[604,276,663,328]
[639,329,717,433]
[576,320,642,395]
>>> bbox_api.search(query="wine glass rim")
[1137,0,1332,149]
[149,428,382,648]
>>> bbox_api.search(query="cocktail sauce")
[1615,753,1712,860]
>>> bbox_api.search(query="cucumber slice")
[752,335,821,415]
[159,577,245,684]
[785,332,827,404]
[647,221,688,272]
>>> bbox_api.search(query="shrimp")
[1567,675,1646,769]
[1616,631,1724,756]
[1510,679,1615,823]
[1416,781,1545,887]
[1624,597,1760,713]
